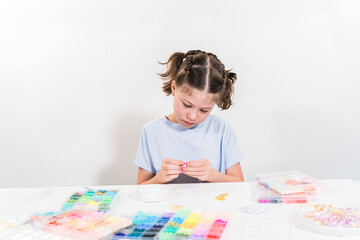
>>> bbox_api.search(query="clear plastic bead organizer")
[111,208,231,240]
[256,170,321,195]
[254,182,314,204]
[61,189,120,212]
[29,209,132,240]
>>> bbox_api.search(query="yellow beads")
[215,193,229,201]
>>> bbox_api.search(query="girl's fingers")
[169,174,180,178]
[186,161,203,167]
[182,166,207,172]
[186,161,210,169]
[163,164,182,170]
[166,169,181,175]
[183,171,204,177]
[164,158,185,166]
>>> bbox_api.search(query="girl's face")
[170,81,216,128]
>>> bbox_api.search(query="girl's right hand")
[156,158,184,183]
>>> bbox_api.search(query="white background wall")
[1,0,359,188]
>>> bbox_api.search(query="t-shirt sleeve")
[222,122,243,170]
[134,126,156,174]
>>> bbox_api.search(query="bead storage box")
[1,189,122,240]
[112,211,175,239]
[112,208,231,240]
[29,209,132,240]
[256,170,320,195]
[62,189,119,212]
[157,208,230,240]
[254,183,313,204]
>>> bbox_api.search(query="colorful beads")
[32,209,132,239]
[157,209,229,240]
[256,183,309,204]
[112,212,174,239]
[301,204,360,228]
[62,189,119,212]
[256,171,319,195]
[111,209,229,239]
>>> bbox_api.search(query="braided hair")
[159,50,237,110]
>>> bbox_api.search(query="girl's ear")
[171,81,176,95]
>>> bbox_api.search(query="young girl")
[135,50,244,184]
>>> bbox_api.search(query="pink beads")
[32,209,132,239]
[301,204,360,228]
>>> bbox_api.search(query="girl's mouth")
[184,120,195,126]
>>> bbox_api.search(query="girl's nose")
[188,110,197,121]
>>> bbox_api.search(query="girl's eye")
[201,110,209,113]
[183,103,191,108]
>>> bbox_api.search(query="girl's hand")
[182,159,212,181]
[157,158,184,183]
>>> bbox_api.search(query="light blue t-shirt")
[135,114,243,175]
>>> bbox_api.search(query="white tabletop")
[1,180,360,240]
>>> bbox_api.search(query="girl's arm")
[209,162,244,182]
[137,167,156,184]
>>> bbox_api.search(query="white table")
[1,180,360,240]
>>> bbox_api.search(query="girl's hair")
[159,50,237,110]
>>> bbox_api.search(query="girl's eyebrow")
[183,98,213,109]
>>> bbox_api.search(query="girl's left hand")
[182,159,212,181]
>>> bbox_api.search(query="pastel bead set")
[256,171,319,195]
[31,209,132,239]
[112,211,174,239]
[254,171,320,204]
[301,204,360,228]
[256,183,308,204]
[62,189,119,212]
[157,208,230,240]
